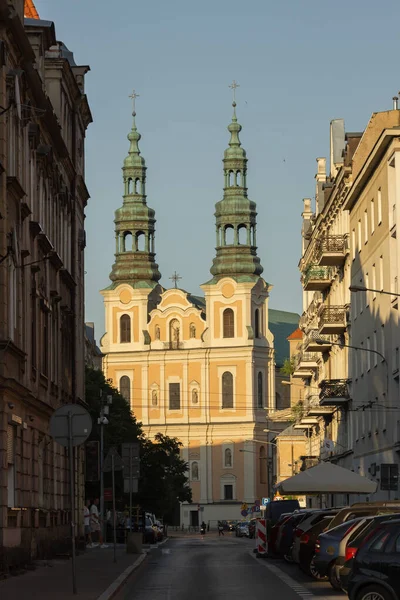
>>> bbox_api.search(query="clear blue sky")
[36,0,400,339]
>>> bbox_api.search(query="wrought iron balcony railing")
[302,266,332,291]
[303,330,332,352]
[318,306,347,334]
[315,235,348,266]
[319,379,350,406]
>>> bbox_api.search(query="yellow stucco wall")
[112,306,139,343]
[214,300,243,338]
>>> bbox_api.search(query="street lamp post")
[98,392,112,543]
[242,438,279,500]
[349,285,400,297]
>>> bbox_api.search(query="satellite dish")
[14,76,22,120]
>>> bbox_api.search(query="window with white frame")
[379,256,384,291]
[380,326,385,360]
[373,331,378,367]
[358,219,362,250]
[364,210,368,244]
[365,273,369,306]
[352,229,356,259]
[222,371,234,409]
[169,382,181,410]
[366,338,371,371]
[372,264,377,299]
[220,474,236,500]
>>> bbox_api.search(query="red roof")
[287,327,302,341]
[24,0,40,19]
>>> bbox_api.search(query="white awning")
[276,461,377,494]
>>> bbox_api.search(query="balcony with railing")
[292,352,319,378]
[315,235,348,266]
[302,265,332,291]
[319,379,350,407]
[318,306,347,334]
[303,330,332,353]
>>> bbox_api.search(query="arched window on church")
[238,224,247,245]
[123,232,133,252]
[222,372,233,409]
[259,445,267,484]
[255,308,260,338]
[225,225,234,245]
[120,314,131,343]
[127,178,133,194]
[257,372,263,408]
[136,231,145,251]
[134,178,140,194]
[236,170,241,186]
[120,376,130,402]
[223,308,234,338]
[228,170,234,187]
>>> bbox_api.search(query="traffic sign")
[50,404,92,448]
[103,447,124,472]
[241,509,248,517]
[124,478,138,494]
[262,497,270,506]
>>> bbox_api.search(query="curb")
[96,553,147,600]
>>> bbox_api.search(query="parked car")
[275,511,313,561]
[347,519,400,600]
[338,513,400,592]
[328,503,400,530]
[125,516,157,544]
[313,518,368,585]
[314,509,400,589]
[236,521,250,537]
[227,520,238,532]
[268,513,293,555]
[298,516,334,578]
[292,509,339,565]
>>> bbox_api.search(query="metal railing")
[302,265,331,287]
[318,306,346,326]
[315,235,347,261]
[319,379,349,400]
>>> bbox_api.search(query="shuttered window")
[222,372,233,409]
[169,383,180,410]
[223,309,234,338]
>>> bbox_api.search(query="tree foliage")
[85,367,192,519]
[280,356,296,377]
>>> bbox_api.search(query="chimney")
[393,96,399,110]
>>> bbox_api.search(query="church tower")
[209,96,263,281]
[108,93,161,287]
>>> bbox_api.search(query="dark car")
[328,504,400,530]
[339,513,400,592]
[276,511,312,561]
[292,509,339,565]
[347,519,400,600]
[268,513,293,555]
[298,516,334,578]
[235,521,250,537]
[313,518,371,585]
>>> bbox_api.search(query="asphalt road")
[116,533,345,600]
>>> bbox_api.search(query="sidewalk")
[0,545,145,600]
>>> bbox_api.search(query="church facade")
[100,97,276,526]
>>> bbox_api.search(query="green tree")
[85,366,143,448]
[280,356,296,377]
[137,433,192,520]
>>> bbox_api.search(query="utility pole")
[98,392,112,542]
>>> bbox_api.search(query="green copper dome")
[207,101,263,282]
[107,105,161,289]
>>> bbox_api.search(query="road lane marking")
[248,551,332,600]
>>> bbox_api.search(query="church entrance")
[190,510,199,528]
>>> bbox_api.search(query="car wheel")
[284,550,294,564]
[328,563,342,591]
[309,558,328,581]
[356,585,392,600]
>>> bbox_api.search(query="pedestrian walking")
[84,499,97,548]
[218,521,224,536]
[90,498,108,548]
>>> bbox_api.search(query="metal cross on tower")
[169,271,182,289]
[129,89,140,114]
[229,80,240,103]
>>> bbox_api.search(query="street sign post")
[103,447,123,564]
[121,443,140,534]
[49,404,92,596]
[261,497,270,506]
